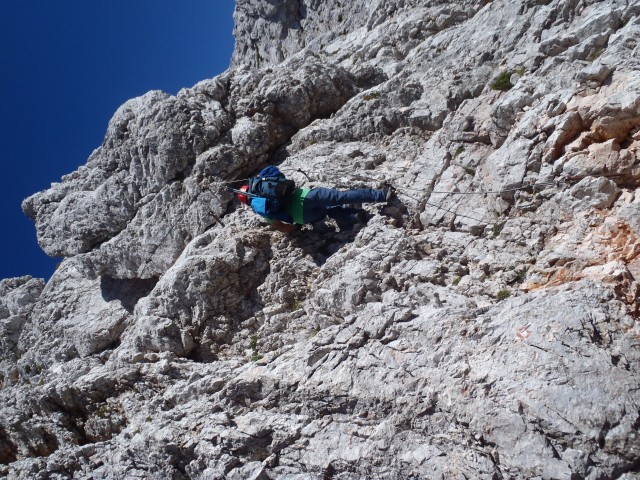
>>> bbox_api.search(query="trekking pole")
[295,168,312,181]
[226,186,260,198]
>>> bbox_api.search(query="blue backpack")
[248,166,296,217]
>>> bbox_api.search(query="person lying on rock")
[235,166,392,233]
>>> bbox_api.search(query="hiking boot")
[384,187,395,203]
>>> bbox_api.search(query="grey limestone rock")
[3,0,640,479]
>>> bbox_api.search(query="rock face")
[3,0,640,478]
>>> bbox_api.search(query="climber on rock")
[234,166,392,233]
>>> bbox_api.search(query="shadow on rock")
[100,276,159,313]
[291,221,361,266]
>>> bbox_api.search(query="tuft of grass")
[362,92,381,101]
[514,66,526,76]
[452,277,461,286]
[491,71,513,91]
[249,335,262,362]
[587,47,603,62]
[95,406,110,418]
[492,221,505,238]
[464,167,476,177]
[454,146,465,157]
[496,289,511,301]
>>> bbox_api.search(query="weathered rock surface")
[2,0,640,479]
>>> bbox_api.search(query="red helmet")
[237,185,250,205]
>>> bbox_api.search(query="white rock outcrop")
[2,1,640,478]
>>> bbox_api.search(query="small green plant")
[362,92,381,101]
[496,289,511,301]
[454,146,465,157]
[146,416,153,422]
[587,47,603,62]
[514,66,526,76]
[249,335,262,362]
[491,71,513,91]
[338,14,343,22]
[290,299,304,311]
[452,277,461,286]
[24,365,31,375]
[516,270,526,283]
[492,221,505,238]
[464,167,476,177]
[95,406,110,418]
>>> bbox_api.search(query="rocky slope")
[2,0,640,478]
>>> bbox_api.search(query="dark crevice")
[586,313,605,347]
[85,235,111,253]
[546,437,562,460]
[0,425,17,465]
[323,462,337,480]
[169,170,186,183]
[611,457,640,479]
[104,337,122,353]
[598,419,612,450]
[100,276,159,313]
[32,428,59,458]
[62,415,90,447]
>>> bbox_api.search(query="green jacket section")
[266,188,311,224]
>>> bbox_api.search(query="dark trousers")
[302,188,385,225]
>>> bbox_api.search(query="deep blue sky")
[0,0,236,281]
